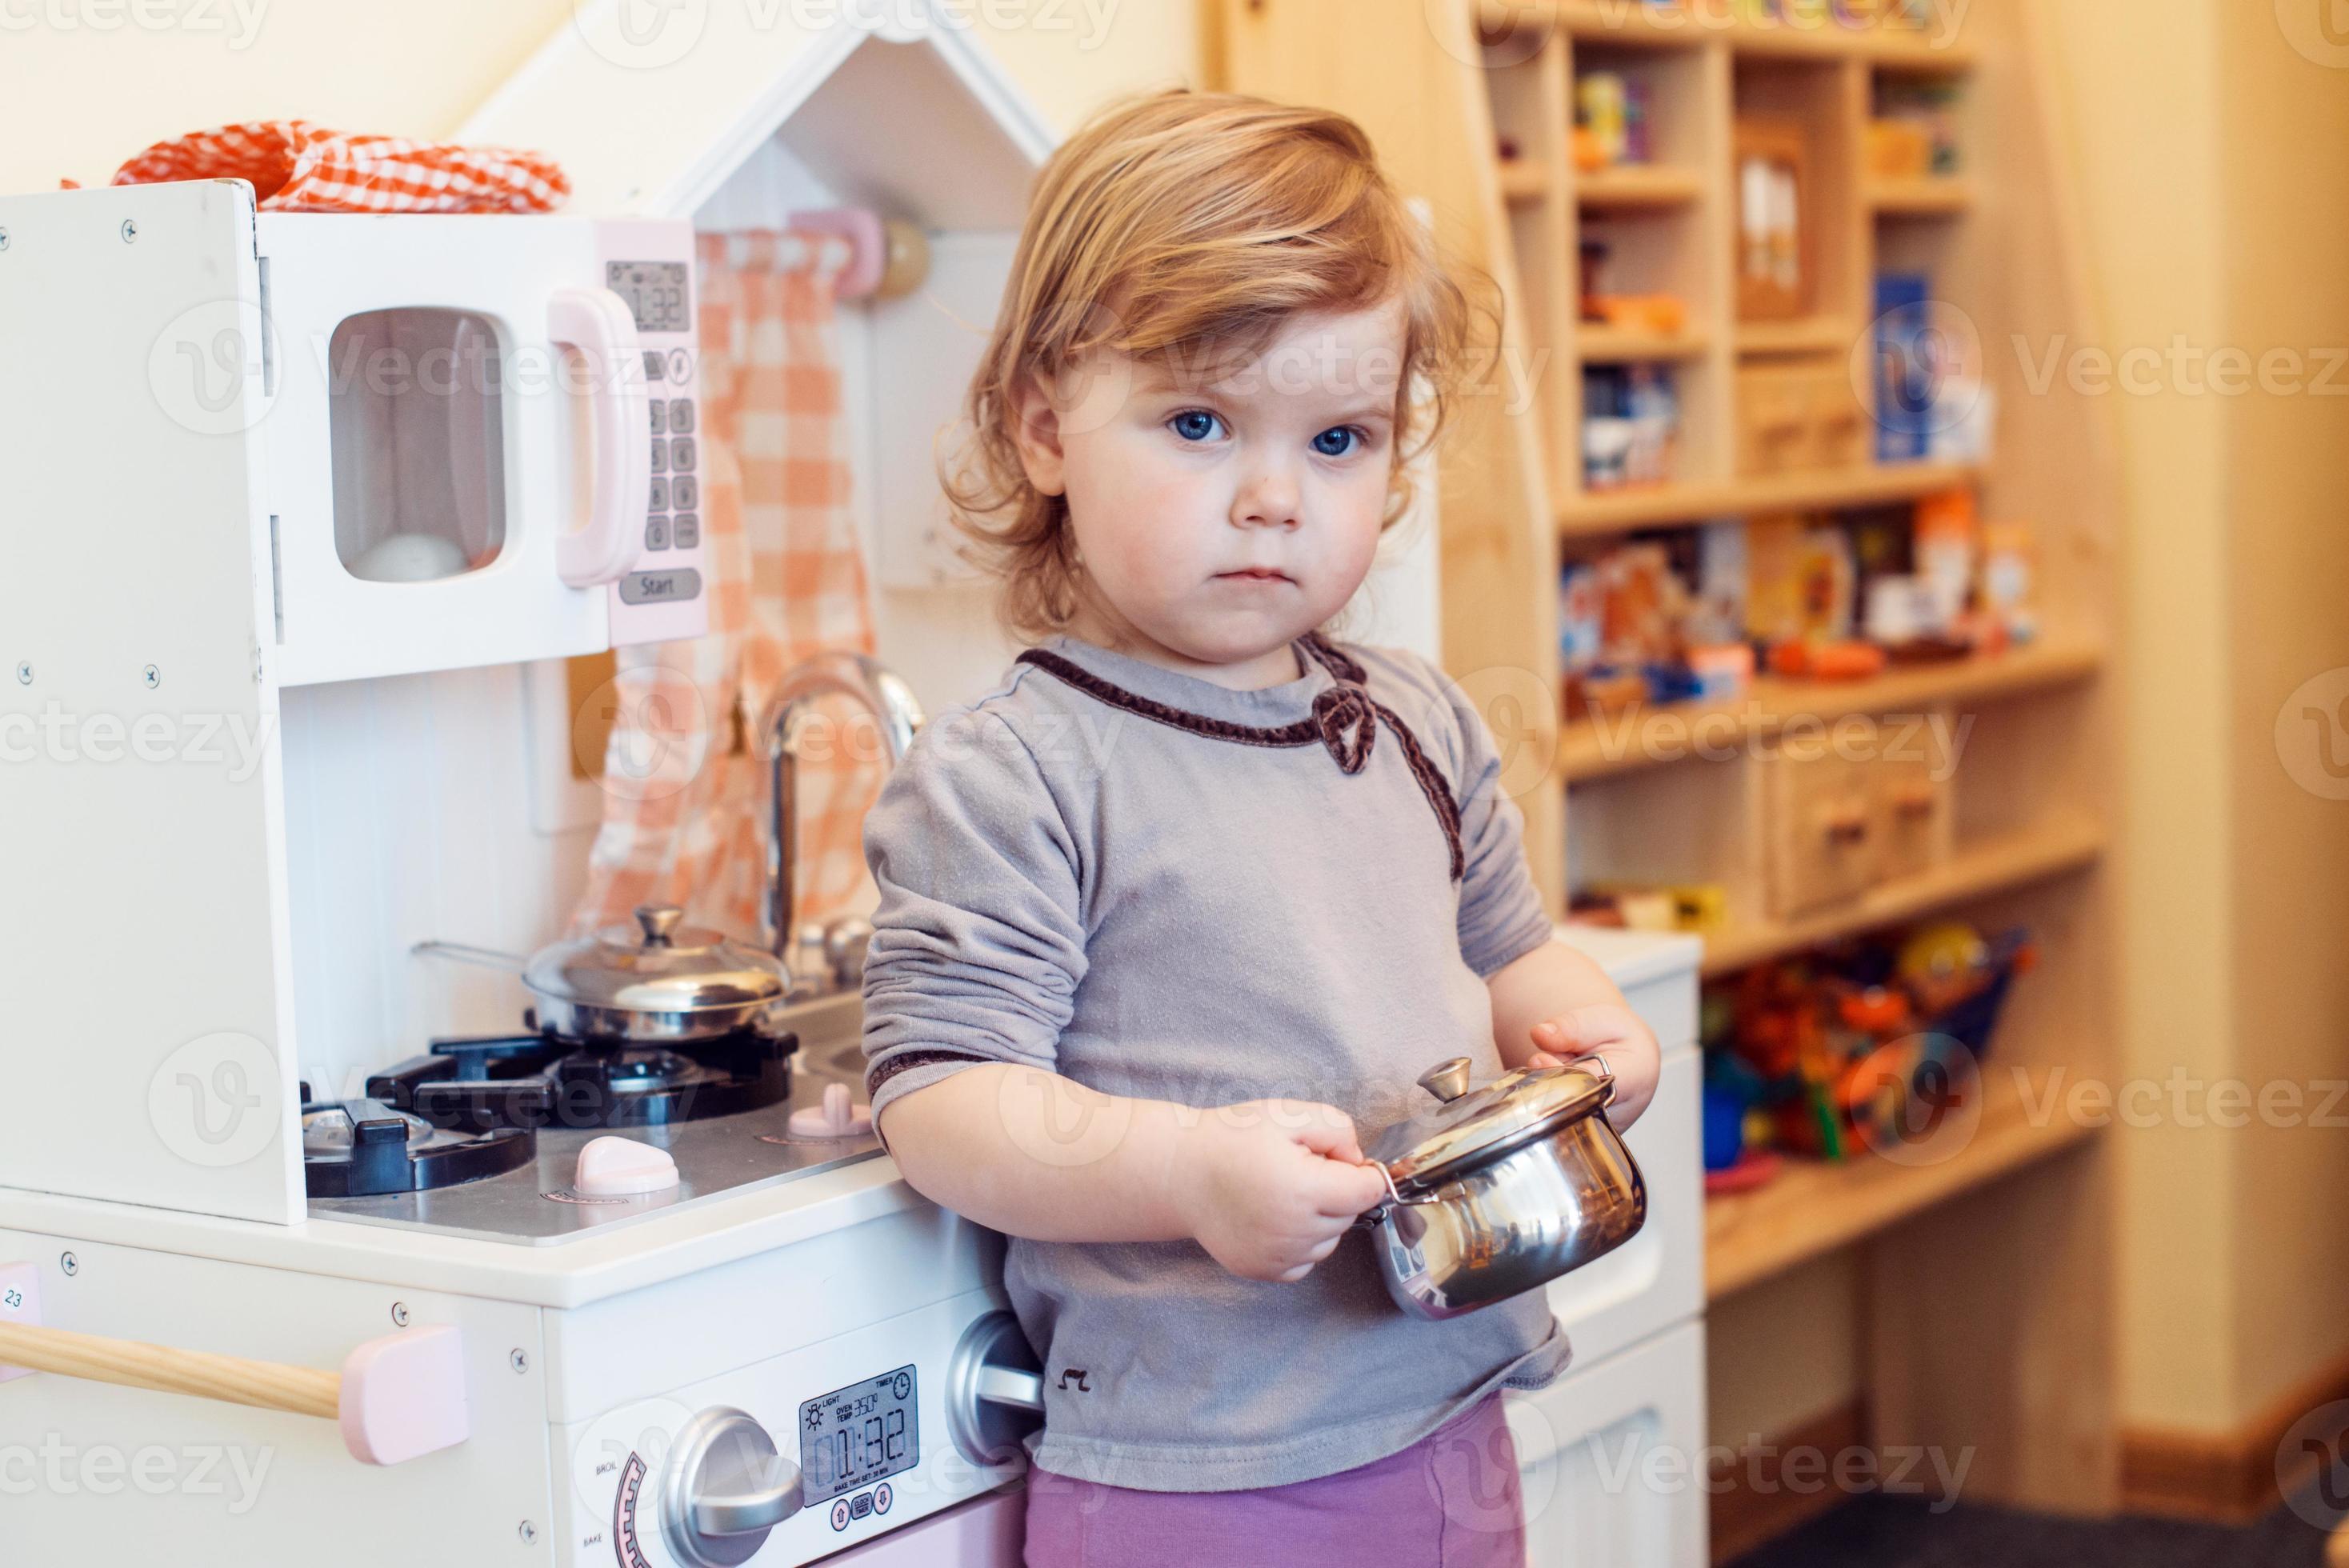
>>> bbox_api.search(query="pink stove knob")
[573,1134,680,1197]
[787,1082,872,1139]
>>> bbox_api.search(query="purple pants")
[1021,1392,1527,1567]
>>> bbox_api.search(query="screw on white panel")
[510,1349,529,1374]
[0,228,10,251]
[518,1522,538,1546]
[13,663,27,686]
[390,1301,410,1327]
[142,665,160,689]
[120,219,138,243]
[58,1253,77,1276]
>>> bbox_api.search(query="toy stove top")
[301,1020,882,1247]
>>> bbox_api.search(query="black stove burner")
[364,1020,794,1134]
[297,1086,536,1198]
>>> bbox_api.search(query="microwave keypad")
[645,398,700,555]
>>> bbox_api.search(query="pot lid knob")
[1417,1056,1475,1104]
[634,904,685,948]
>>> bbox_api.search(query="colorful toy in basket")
[1705,922,2035,1167]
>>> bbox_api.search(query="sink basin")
[772,987,866,1086]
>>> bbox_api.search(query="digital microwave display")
[798,1365,918,1506]
[607,261,690,334]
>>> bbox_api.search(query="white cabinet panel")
[1508,1320,1709,1568]
[1544,1047,1703,1366]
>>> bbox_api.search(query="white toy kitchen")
[0,8,1707,1565]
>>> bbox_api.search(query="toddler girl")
[859,89,1663,1567]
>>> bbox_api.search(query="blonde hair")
[941,88,1495,645]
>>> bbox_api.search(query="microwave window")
[609,262,690,334]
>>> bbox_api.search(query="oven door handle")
[548,286,651,589]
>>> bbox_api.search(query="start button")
[619,568,702,605]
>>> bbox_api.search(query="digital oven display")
[798,1365,918,1506]
[606,261,690,334]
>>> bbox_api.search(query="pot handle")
[1348,1160,1446,1231]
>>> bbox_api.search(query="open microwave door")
[0,181,303,1224]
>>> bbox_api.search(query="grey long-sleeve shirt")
[859,627,1571,1492]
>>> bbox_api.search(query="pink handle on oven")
[548,287,651,588]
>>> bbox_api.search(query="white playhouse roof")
[459,0,1058,222]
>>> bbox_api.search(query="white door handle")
[547,286,650,588]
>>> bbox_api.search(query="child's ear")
[1007,370,1069,498]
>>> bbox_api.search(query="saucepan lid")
[1363,1056,1612,1192]
[523,905,789,1016]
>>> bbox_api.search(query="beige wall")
[0,2,1201,194]
[2043,0,2349,1436]
[2039,0,2243,1435]
[2215,10,2349,1427]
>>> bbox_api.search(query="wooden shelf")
[1698,814,2107,978]
[1706,1068,2099,1299]
[1499,158,1552,204]
[1577,324,1711,362]
[1736,317,1861,356]
[1560,638,2105,782]
[1577,163,1704,210]
[1560,461,1980,533]
[1476,0,1980,65]
[1868,177,1978,214]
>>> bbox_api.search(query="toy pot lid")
[1363,1056,1614,1193]
[522,905,790,1018]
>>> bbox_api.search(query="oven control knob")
[573,1134,678,1197]
[945,1310,1045,1468]
[659,1406,802,1568]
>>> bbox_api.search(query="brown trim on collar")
[1014,631,1466,882]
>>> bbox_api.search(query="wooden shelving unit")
[1559,635,2103,781]
[1697,814,2104,976]
[1222,0,2124,1534]
[1560,459,1978,532]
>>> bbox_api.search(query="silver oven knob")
[659,1406,802,1568]
[946,1310,1045,1467]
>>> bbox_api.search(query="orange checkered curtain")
[570,230,884,944]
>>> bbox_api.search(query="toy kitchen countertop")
[0,927,1695,1314]
[0,1045,918,1313]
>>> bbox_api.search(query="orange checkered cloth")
[570,230,883,946]
[108,121,567,212]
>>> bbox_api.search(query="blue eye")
[1313,426,1362,458]
[1170,410,1225,442]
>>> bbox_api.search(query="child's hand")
[1174,1100,1391,1284]
[1528,1005,1663,1128]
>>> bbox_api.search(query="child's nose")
[1231,468,1300,529]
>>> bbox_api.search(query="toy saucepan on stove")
[1352,1056,1649,1320]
